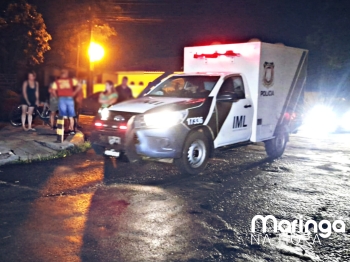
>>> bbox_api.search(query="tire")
[264,129,288,158]
[9,105,23,127]
[174,131,210,175]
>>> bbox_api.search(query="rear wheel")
[264,129,288,158]
[174,131,210,175]
[9,105,23,127]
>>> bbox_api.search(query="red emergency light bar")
[193,50,241,59]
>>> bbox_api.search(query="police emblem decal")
[262,62,275,87]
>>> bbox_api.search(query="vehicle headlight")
[300,105,338,135]
[100,108,110,120]
[143,110,188,128]
[341,111,350,131]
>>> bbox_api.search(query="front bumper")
[135,124,189,158]
[90,116,190,159]
[90,129,126,152]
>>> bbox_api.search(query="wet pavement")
[0,134,349,261]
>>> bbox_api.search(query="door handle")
[244,104,251,108]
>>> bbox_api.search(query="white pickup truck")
[90,41,308,174]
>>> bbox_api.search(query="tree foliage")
[0,1,51,72]
[46,0,119,67]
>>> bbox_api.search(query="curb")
[0,131,86,166]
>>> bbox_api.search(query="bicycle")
[9,102,57,127]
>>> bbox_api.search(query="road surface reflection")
[17,164,190,262]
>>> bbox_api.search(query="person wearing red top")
[51,69,82,134]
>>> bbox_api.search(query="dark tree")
[44,0,119,69]
[0,1,51,72]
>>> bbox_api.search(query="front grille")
[94,111,139,132]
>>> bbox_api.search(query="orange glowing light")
[88,42,104,62]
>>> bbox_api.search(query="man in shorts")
[51,69,82,135]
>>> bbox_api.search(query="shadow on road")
[0,145,280,262]
[0,160,59,261]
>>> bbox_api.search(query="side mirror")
[216,92,239,102]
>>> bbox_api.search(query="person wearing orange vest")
[51,69,82,135]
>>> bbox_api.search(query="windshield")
[147,75,220,98]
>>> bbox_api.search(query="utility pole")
[87,5,93,97]
[76,34,80,79]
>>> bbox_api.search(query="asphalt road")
[0,134,350,262]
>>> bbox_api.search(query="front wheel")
[264,130,288,158]
[174,131,210,175]
[9,105,23,127]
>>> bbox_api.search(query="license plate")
[104,150,120,157]
[108,136,121,145]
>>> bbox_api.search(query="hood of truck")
[108,96,206,114]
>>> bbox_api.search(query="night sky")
[28,0,350,92]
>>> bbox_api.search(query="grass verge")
[15,141,91,164]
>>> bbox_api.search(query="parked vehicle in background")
[77,92,102,137]
[78,73,177,137]
[0,90,20,121]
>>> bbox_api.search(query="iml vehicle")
[90,41,308,174]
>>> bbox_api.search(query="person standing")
[48,78,59,129]
[20,71,39,131]
[51,69,81,135]
[73,83,84,129]
[115,76,133,103]
[99,80,118,108]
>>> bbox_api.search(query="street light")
[87,42,104,96]
[88,42,104,62]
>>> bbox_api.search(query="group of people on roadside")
[21,70,134,133]
[98,76,134,108]
[21,69,82,134]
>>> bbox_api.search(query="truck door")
[214,76,254,147]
